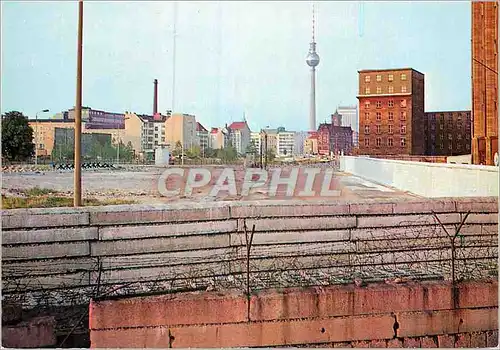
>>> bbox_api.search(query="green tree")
[217,146,238,162]
[186,144,201,159]
[266,148,276,162]
[172,141,183,157]
[204,147,217,158]
[245,141,257,156]
[2,111,35,162]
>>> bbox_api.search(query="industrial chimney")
[153,79,158,115]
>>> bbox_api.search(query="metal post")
[74,0,83,207]
[35,112,39,166]
[116,131,120,164]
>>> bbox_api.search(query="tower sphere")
[306,52,320,67]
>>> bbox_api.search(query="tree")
[245,141,257,156]
[217,146,238,162]
[266,148,276,162]
[172,141,183,157]
[186,144,201,159]
[2,111,35,162]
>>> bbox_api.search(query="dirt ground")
[1,165,419,204]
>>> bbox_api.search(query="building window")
[376,138,382,146]
[457,134,462,140]
[376,125,381,134]
[388,124,393,134]
[448,144,452,150]
[388,112,394,121]
[365,87,371,94]
[401,125,406,134]
[388,138,394,147]
[401,73,407,81]
[364,125,370,134]
[155,126,158,131]
[388,74,394,82]
[376,74,382,82]
[365,75,371,83]
[440,124,444,130]
[388,86,394,93]
[400,99,407,108]
[440,142,444,149]
[365,101,370,109]
[448,133,452,140]
[401,86,407,93]
[401,138,406,147]
[375,112,381,121]
[388,100,394,108]
[376,101,382,108]
[365,112,370,120]
[364,138,370,146]
[400,111,407,120]
[431,124,435,130]
[376,87,382,94]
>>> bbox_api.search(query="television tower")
[306,3,320,132]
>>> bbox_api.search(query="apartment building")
[122,112,167,159]
[276,128,296,157]
[164,113,198,151]
[424,111,472,156]
[250,132,262,154]
[337,105,359,148]
[196,122,209,152]
[472,1,498,165]
[304,131,319,155]
[294,131,309,156]
[357,68,425,156]
[228,121,251,155]
[209,126,231,150]
[29,119,76,157]
[260,128,278,154]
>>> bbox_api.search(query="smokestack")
[153,79,158,115]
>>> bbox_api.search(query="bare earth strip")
[2,165,419,204]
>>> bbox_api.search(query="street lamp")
[35,109,50,165]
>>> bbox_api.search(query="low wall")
[369,155,448,163]
[339,156,499,197]
[2,198,498,344]
[89,280,498,348]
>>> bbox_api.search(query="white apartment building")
[294,131,309,156]
[338,105,359,147]
[250,132,262,154]
[228,121,251,155]
[276,130,296,157]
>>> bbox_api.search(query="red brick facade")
[472,1,499,165]
[316,122,353,156]
[424,111,472,156]
[357,68,425,156]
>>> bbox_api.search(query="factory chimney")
[153,79,158,116]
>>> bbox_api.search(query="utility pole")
[74,0,83,207]
[35,109,49,165]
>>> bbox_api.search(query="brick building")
[423,111,471,156]
[471,1,498,165]
[357,68,425,156]
[316,122,353,156]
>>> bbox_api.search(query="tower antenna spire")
[312,3,315,43]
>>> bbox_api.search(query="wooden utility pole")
[74,0,83,207]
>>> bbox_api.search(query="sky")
[1,1,471,132]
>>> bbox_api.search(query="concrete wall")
[89,280,498,348]
[340,156,499,197]
[2,198,498,342]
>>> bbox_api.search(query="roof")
[358,68,424,76]
[29,119,74,123]
[196,122,208,132]
[138,114,167,123]
[210,127,219,134]
[424,110,471,115]
[228,121,248,130]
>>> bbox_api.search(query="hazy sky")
[1,1,471,132]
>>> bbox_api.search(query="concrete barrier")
[340,156,499,197]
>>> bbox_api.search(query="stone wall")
[340,156,499,197]
[89,280,498,348]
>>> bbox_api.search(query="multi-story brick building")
[357,68,425,156]
[423,111,472,156]
[472,1,498,165]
